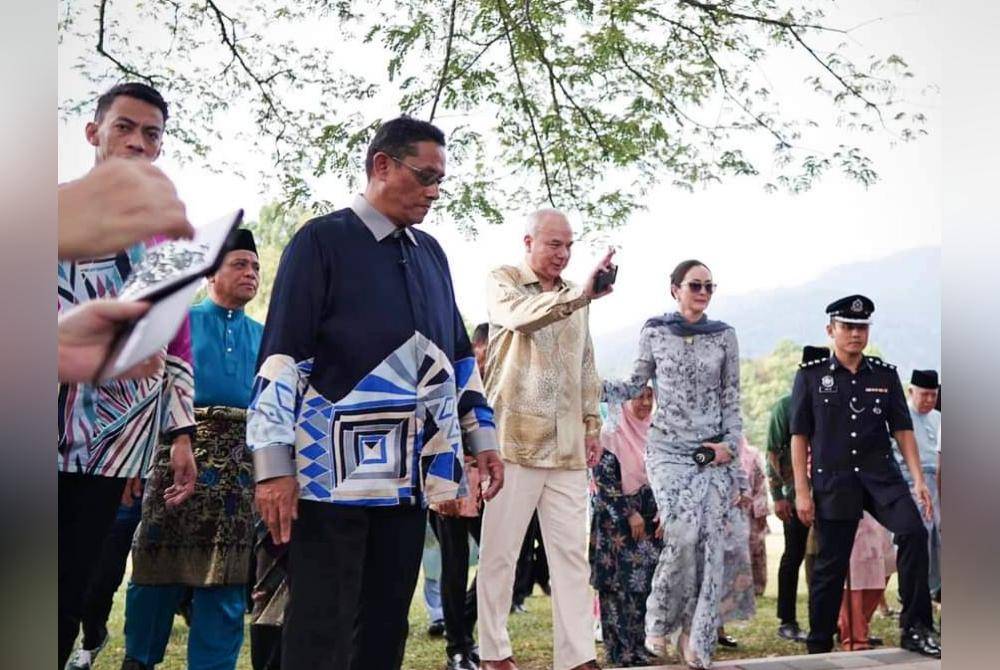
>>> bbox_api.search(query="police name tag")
[865,387,888,393]
[819,375,838,393]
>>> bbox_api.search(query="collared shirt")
[790,353,912,475]
[790,353,913,519]
[57,241,196,478]
[484,262,601,469]
[896,404,940,474]
[247,194,497,507]
[189,299,264,408]
[764,394,795,503]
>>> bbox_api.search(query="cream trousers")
[476,462,594,670]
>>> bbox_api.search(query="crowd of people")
[58,82,943,670]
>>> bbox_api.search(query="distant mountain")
[594,246,941,380]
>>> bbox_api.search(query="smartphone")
[593,263,618,294]
[93,209,244,382]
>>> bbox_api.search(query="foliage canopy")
[61,1,929,233]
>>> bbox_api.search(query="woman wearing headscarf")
[604,259,754,669]
[589,386,663,667]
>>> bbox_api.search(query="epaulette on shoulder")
[799,358,826,369]
[867,356,896,371]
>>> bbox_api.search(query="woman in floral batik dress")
[590,386,663,667]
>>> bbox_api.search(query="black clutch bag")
[692,434,726,466]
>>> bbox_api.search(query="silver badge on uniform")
[873,407,882,415]
[819,375,837,393]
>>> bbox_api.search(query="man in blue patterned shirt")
[247,117,504,670]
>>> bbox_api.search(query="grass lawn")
[90,522,938,669]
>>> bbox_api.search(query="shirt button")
[875,399,881,404]
[824,399,829,404]
[851,449,858,455]
[854,467,860,472]
[852,397,857,401]
[851,432,857,437]
[852,380,857,385]
[851,415,857,420]
[817,468,823,473]
[227,348,232,353]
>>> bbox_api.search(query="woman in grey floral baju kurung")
[604,260,754,669]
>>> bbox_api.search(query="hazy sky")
[58,1,942,336]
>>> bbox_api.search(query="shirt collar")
[350,194,418,245]
[517,261,565,288]
[827,352,873,373]
[202,298,245,321]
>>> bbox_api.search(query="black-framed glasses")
[387,154,445,187]
[681,281,716,294]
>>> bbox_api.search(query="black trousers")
[776,510,811,625]
[251,625,283,670]
[281,501,426,670]
[429,512,482,657]
[58,472,128,669]
[80,496,143,649]
[806,491,932,653]
[512,512,549,605]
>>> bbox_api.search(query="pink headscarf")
[602,399,654,495]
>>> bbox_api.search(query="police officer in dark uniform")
[789,295,940,657]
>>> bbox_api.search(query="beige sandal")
[677,631,708,669]
[643,634,668,659]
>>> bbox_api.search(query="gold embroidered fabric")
[484,263,601,469]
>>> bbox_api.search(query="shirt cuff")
[163,425,197,443]
[556,286,590,317]
[252,443,297,482]
[464,425,498,456]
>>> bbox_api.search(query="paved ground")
[609,647,940,670]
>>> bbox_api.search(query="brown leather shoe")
[479,658,519,670]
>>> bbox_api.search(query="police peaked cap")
[826,294,874,324]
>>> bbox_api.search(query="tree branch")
[497,0,556,206]
[641,9,793,148]
[205,0,285,136]
[96,0,156,84]
[678,0,891,129]
[429,0,458,122]
[611,41,716,131]
[787,25,883,120]
[521,0,613,158]
[677,0,846,33]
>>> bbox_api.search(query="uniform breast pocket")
[814,395,842,411]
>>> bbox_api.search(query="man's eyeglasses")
[681,281,716,294]
[387,154,445,187]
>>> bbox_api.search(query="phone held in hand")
[593,263,618,294]
[94,209,245,383]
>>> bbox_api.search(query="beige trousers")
[477,463,594,670]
